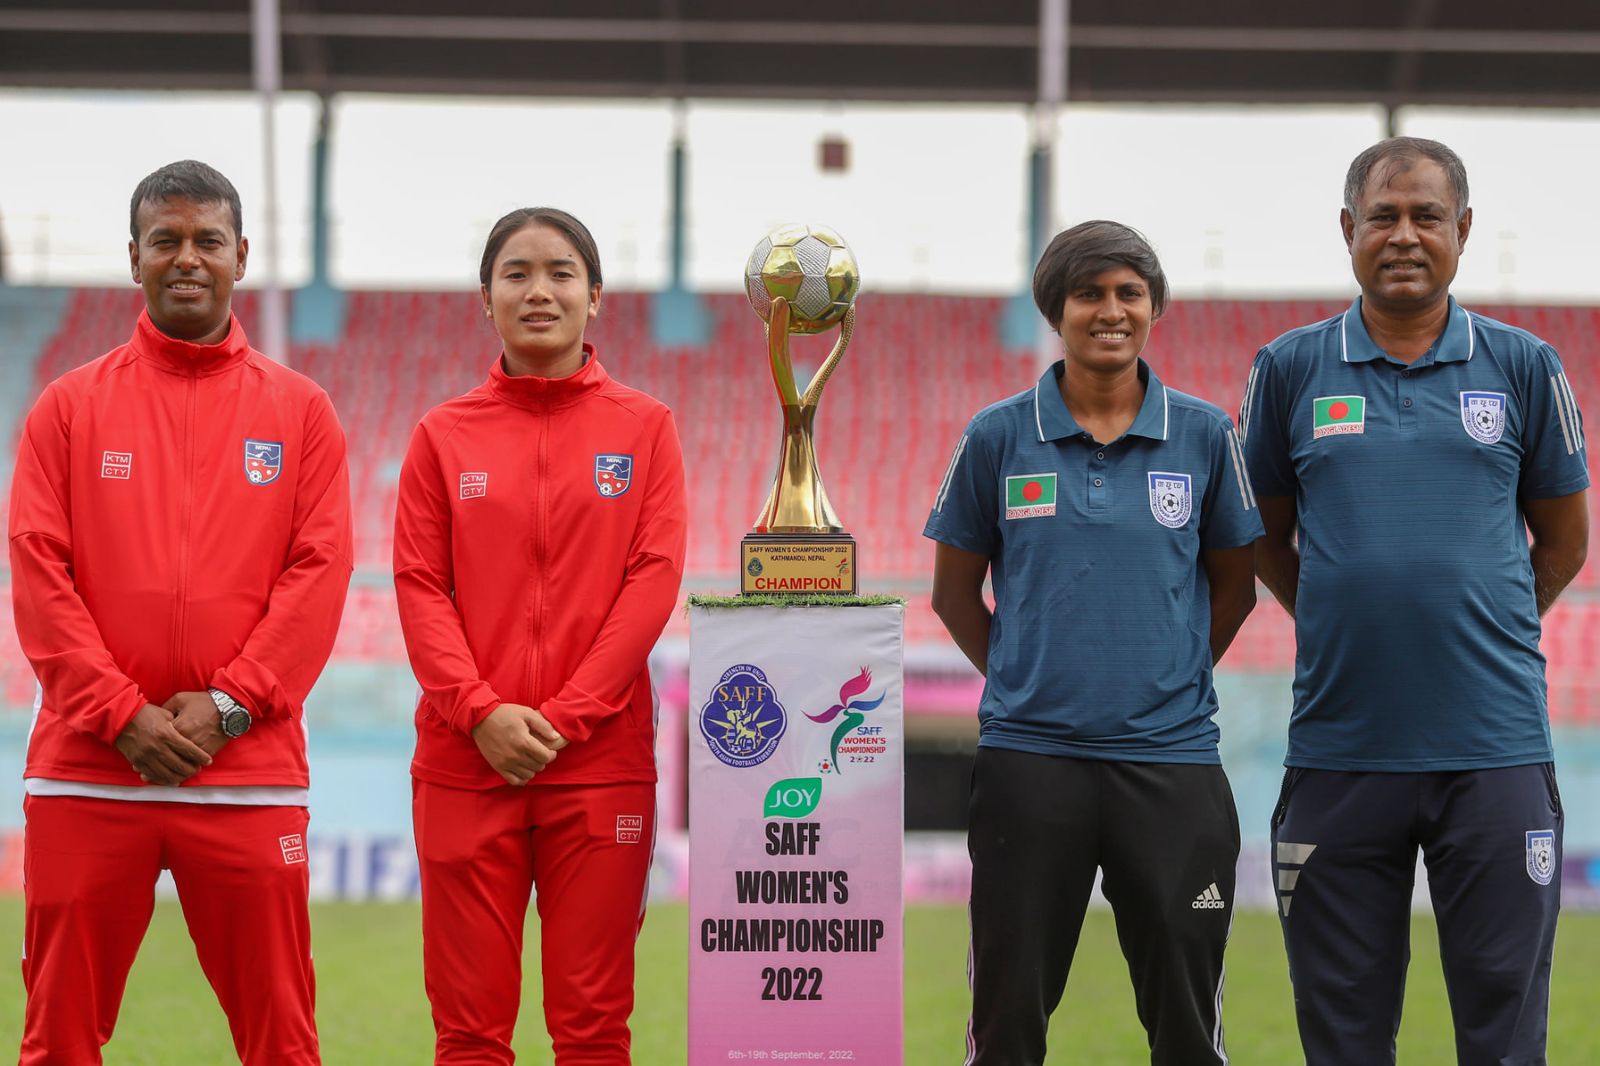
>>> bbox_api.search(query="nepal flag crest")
[244,439,283,485]
[595,453,633,497]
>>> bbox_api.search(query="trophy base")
[740,534,857,596]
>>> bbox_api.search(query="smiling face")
[129,196,247,345]
[1342,157,1471,316]
[480,223,602,377]
[1057,266,1153,375]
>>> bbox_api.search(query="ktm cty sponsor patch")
[279,834,307,864]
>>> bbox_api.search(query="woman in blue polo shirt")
[925,220,1262,1066]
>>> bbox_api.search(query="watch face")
[223,709,251,737]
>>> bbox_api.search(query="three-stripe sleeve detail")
[933,435,968,514]
[1239,364,1260,443]
[1225,428,1256,511]
[1551,372,1585,454]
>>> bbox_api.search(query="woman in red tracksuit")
[394,207,687,1065]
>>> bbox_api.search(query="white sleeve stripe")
[1240,365,1259,442]
[1558,372,1585,451]
[1225,428,1256,511]
[933,434,968,513]
[1551,374,1578,455]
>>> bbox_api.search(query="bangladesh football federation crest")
[700,664,787,769]
[1461,391,1507,445]
[1525,829,1556,886]
[1148,472,1193,529]
[594,453,632,497]
[244,439,283,485]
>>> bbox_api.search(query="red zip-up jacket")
[9,311,353,788]
[394,347,686,789]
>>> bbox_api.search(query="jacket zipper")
[171,375,197,686]
[527,408,549,704]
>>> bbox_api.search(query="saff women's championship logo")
[700,664,787,768]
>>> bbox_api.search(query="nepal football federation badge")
[1461,391,1507,445]
[700,663,787,769]
[595,453,633,497]
[1148,471,1193,529]
[244,439,283,485]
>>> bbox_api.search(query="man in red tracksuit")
[394,207,686,1065]
[9,160,352,1065]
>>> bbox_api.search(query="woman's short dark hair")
[1343,136,1470,220]
[1032,220,1168,330]
[478,207,603,289]
[129,160,243,242]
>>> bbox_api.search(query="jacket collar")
[130,309,252,375]
[487,342,608,410]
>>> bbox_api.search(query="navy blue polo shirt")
[1241,297,1589,772]
[924,360,1263,763]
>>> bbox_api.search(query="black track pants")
[1272,764,1563,1066]
[965,747,1240,1066]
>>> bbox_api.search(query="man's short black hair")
[1344,137,1470,220]
[129,160,243,242]
[1032,220,1169,331]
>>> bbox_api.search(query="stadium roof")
[3,1,1600,108]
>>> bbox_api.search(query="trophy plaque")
[740,223,861,595]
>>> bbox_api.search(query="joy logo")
[763,777,822,819]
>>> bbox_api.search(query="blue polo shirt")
[924,360,1263,763]
[1241,297,1589,772]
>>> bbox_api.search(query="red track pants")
[18,795,319,1065]
[413,779,656,1066]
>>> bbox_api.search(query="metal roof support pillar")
[293,93,345,342]
[1004,0,1068,354]
[253,0,288,364]
[652,99,710,346]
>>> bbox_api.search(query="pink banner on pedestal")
[688,604,904,1066]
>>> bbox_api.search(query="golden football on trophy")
[744,223,860,336]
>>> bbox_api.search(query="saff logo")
[595,454,632,497]
[244,439,283,485]
[700,663,787,769]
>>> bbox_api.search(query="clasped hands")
[113,691,231,786]
[471,703,568,786]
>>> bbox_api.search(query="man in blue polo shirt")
[927,220,1261,1066]
[1241,137,1589,1065]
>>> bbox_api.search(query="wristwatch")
[208,687,253,738]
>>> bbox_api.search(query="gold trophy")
[741,223,861,595]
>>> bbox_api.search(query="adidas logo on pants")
[1192,882,1226,910]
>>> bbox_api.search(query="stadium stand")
[5,288,1599,722]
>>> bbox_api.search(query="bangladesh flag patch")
[1005,473,1057,519]
[1312,395,1366,439]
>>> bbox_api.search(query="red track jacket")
[9,311,353,788]
[394,347,687,789]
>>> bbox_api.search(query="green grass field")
[0,899,1596,1064]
